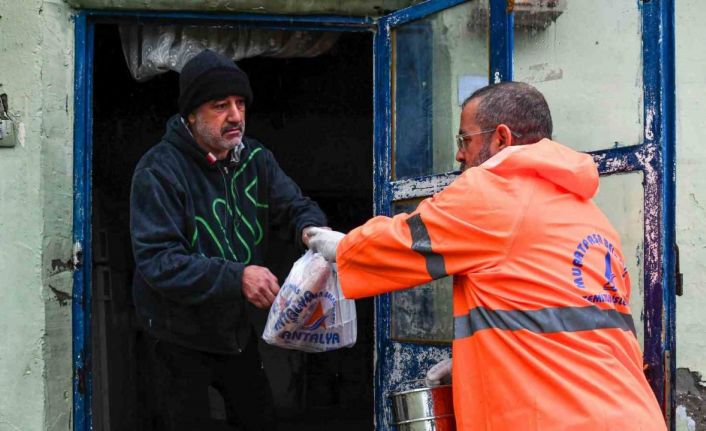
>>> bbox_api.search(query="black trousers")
[143,333,276,431]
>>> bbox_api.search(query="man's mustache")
[222,123,244,135]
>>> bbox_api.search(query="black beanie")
[178,49,253,118]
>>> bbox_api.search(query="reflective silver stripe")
[454,305,636,340]
[406,214,448,280]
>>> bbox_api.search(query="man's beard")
[192,118,244,152]
[460,138,492,172]
[474,139,492,166]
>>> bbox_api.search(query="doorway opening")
[91,23,374,430]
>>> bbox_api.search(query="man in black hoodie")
[130,49,327,430]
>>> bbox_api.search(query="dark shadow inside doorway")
[91,23,374,431]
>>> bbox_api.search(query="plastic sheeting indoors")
[119,24,340,81]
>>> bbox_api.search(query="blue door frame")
[73,1,676,430]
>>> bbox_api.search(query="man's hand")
[242,265,280,309]
[425,357,452,386]
[306,227,345,262]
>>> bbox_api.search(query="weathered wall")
[675,0,706,375]
[64,0,416,15]
[40,1,76,429]
[0,0,75,430]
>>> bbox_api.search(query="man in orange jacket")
[307,81,666,430]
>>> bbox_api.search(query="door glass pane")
[393,0,490,180]
[513,1,643,152]
[593,172,645,348]
[390,199,453,343]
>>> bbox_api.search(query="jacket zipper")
[217,164,234,257]
[219,163,247,352]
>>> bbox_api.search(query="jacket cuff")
[297,221,325,248]
[219,260,245,300]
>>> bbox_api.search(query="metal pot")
[390,384,455,431]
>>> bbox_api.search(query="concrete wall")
[675,0,706,375]
[0,1,74,430]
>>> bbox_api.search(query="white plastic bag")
[262,251,357,352]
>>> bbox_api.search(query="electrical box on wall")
[470,0,566,32]
[513,0,567,29]
[0,93,17,148]
[0,120,13,145]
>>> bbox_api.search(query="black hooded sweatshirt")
[130,114,326,354]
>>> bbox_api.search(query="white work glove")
[302,226,329,247]
[306,227,345,262]
[425,358,452,386]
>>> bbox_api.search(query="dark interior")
[91,23,374,430]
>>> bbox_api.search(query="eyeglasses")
[455,129,496,151]
[455,128,522,151]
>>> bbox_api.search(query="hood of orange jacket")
[481,138,599,200]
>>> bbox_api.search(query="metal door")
[371,0,676,429]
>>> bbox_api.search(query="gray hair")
[462,81,553,145]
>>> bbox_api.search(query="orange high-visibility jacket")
[337,139,665,431]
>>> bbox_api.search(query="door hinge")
[72,241,83,268]
[675,243,683,296]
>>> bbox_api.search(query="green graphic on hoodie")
[190,148,268,264]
